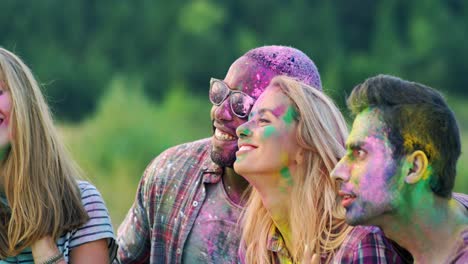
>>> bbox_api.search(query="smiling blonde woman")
[0,47,116,264]
[235,75,412,263]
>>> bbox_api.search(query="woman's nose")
[236,122,253,139]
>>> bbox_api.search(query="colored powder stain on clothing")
[182,176,242,263]
[282,106,297,125]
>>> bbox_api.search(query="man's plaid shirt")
[117,138,224,264]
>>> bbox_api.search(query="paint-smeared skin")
[235,86,300,190]
[282,107,298,125]
[182,180,242,263]
[333,108,401,226]
[246,46,322,90]
[211,57,280,167]
[212,45,322,168]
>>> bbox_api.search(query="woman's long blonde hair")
[0,48,89,257]
[241,76,352,263]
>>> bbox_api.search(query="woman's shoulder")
[69,180,114,237]
[66,180,116,258]
[76,180,99,194]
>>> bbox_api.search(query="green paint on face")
[263,126,275,138]
[282,106,298,125]
[0,144,10,162]
[280,167,290,179]
[235,155,245,163]
[243,128,252,136]
[280,167,294,186]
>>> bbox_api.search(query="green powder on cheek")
[263,126,275,138]
[235,155,245,163]
[283,107,298,125]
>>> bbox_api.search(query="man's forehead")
[348,108,388,145]
[224,57,278,99]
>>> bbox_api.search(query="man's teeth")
[215,129,236,141]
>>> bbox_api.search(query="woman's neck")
[250,171,295,254]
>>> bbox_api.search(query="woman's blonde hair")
[241,75,352,263]
[0,47,88,257]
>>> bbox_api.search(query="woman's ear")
[295,148,305,165]
[405,150,429,184]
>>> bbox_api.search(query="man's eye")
[258,118,270,124]
[352,149,366,158]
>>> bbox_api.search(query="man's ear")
[405,150,429,184]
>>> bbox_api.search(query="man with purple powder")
[116,46,323,264]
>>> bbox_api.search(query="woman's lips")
[236,143,257,155]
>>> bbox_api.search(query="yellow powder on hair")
[403,133,438,161]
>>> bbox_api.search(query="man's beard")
[210,146,236,168]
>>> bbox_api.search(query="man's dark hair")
[347,74,461,198]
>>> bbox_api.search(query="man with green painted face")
[332,74,468,263]
[116,46,324,264]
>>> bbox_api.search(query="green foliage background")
[1,0,467,227]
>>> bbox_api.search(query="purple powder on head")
[245,45,322,91]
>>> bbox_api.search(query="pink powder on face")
[271,104,287,118]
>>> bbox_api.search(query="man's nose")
[331,158,350,182]
[213,97,233,121]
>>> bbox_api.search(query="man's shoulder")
[341,225,398,251]
[348,225,383,240]
[336,226,412,263]
[141,137,215,186]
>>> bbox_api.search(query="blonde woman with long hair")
[0,47,116,263]
[235,76,412,263]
